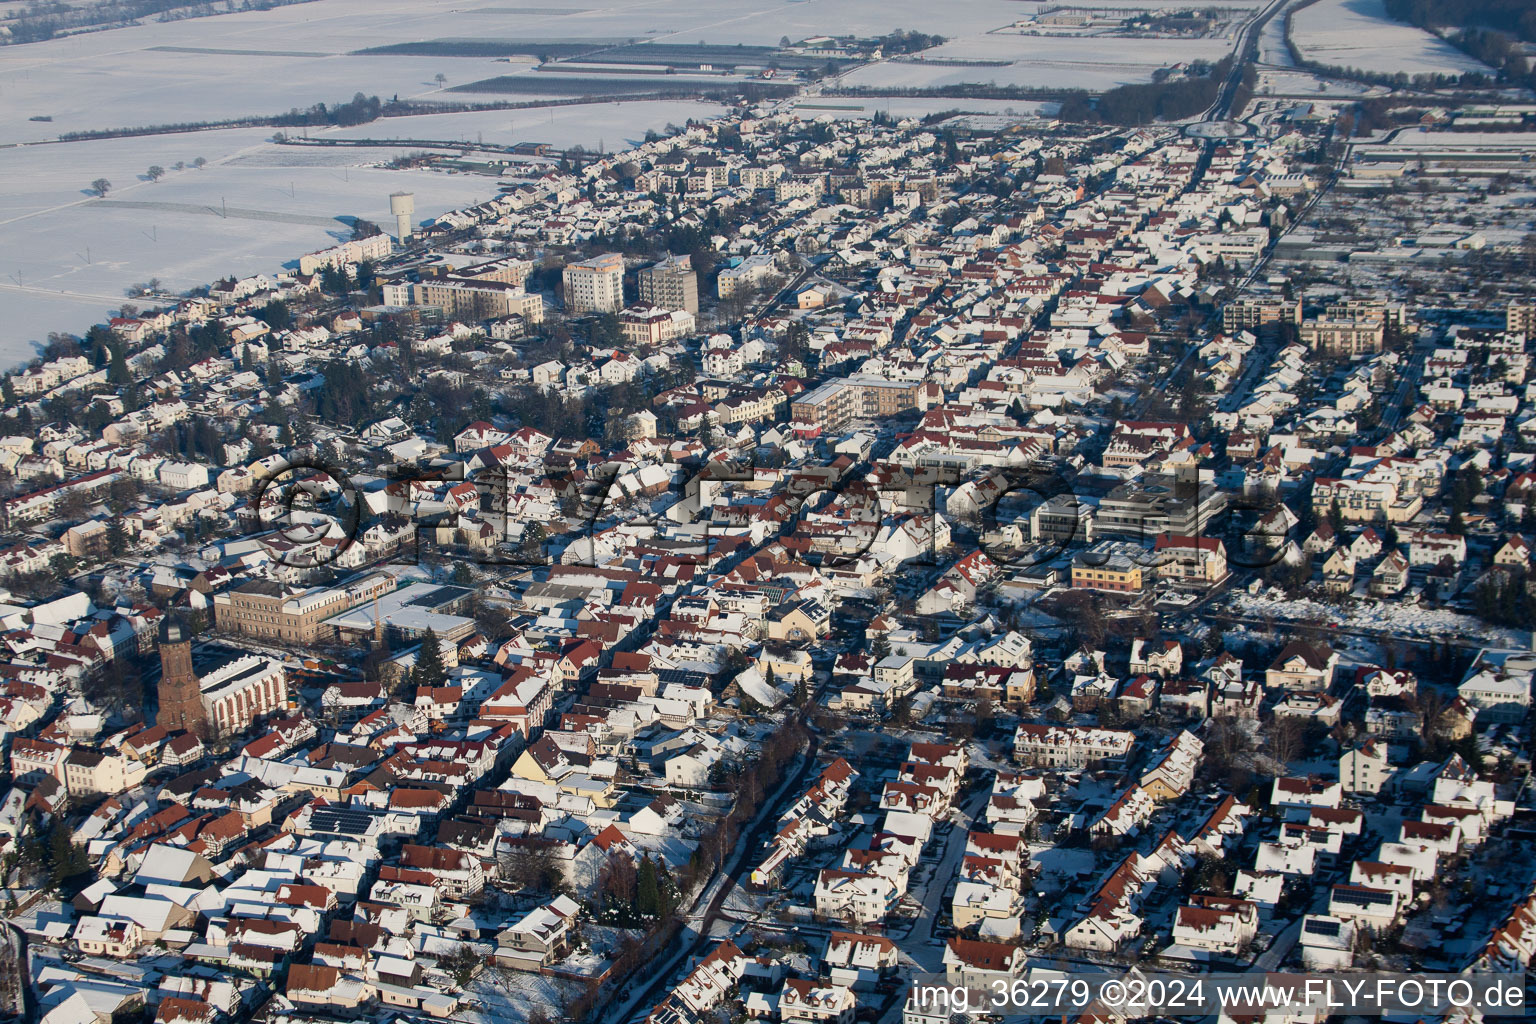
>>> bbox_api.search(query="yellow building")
[1070,545,1147,592]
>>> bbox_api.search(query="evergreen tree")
[871,633,891,661]
[107,343,131,385]
[412,627,448,688]
[46,817,87,890]
[636,855,660,917]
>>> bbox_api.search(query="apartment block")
[1300,317,1384,356]
[564,253,625,314]
[637,253,699,313]
[1221,297,1301,333]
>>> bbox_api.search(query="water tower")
[390,191,416,241]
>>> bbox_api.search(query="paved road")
[904,788,990,972]
[1204,0,1290,122]
[602,735,821,1024]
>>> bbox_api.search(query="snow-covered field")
[0,0,1039,143]
[792,98,1058,120]
[0,131,493,366]
[1257,0,1299,67]
[1255,68,1378,97]
[0,49,513,145]
[1228,589,1528,647]
[1290,0,1491,77]
[839,34,1239,93]
[321,99,726,151]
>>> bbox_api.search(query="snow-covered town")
[3,2,1536,1024]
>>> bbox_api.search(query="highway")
[1202,0,1290,123]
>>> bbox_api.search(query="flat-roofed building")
[637,253,699,313]
[1300,316,1384,356]
[790,376,930,436]
[1222,297,1300,333]
[564,253,625,314]
[324,581,477,644]
[388,280,545,322]
[1508,302,1536,335]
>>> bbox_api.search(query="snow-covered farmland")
[321,99,727,151]
[0,49,512,145]
[839,34,1240,93]
[1290,0,1492,77]
[0,131,491,367]
[791,98,1059,121]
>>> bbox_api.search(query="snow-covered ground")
[463,966,579,1024]
[1255,68,1378,97]
[321,99,727,151]
[0,0,1041,143]
[0,130,492,366]
[1379,129,1536,151]
[1227,588,1529,647]
[791,97,1058,120]
[1290,0,1491,77]
[0,49,513,145]
[839,34,1239,93]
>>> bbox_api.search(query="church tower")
[156,613,207,737]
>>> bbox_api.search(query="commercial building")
[1096,471,1228,541]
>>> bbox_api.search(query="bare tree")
[600,851,637,909]
[146,165,165,182]
[90,178,111,197]
[1415,686,1447,740]
[1265,716,1305,766]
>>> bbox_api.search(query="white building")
[563,253,625,313]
